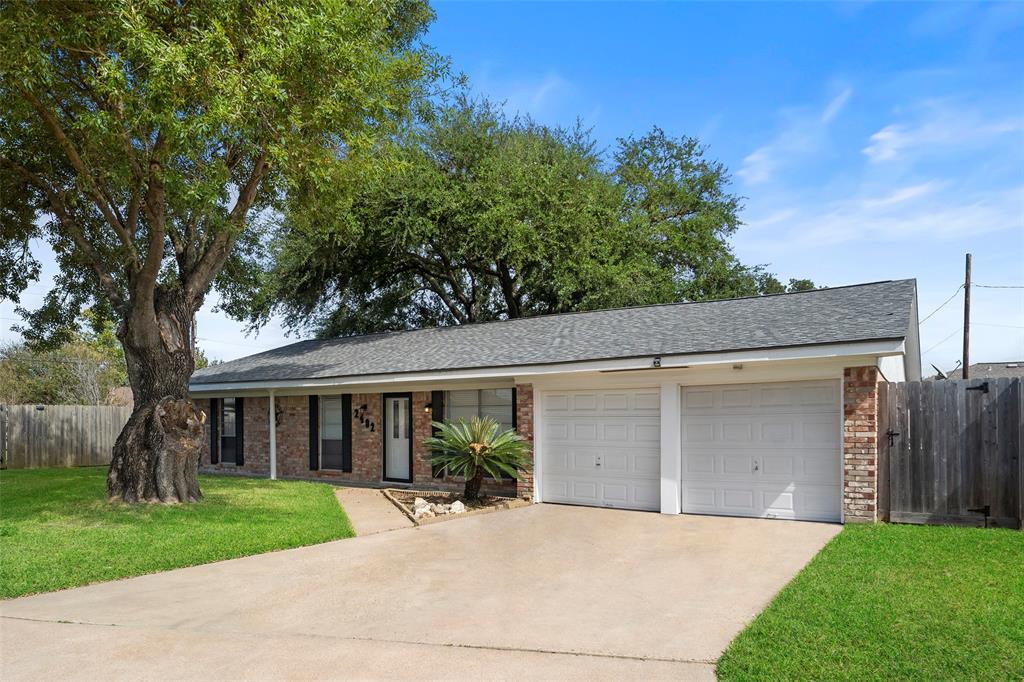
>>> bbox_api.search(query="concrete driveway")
[1,504,839,681]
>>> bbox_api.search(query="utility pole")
[962,253,971,380]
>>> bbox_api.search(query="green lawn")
[0,467,354,599]
[718,523,1024,681]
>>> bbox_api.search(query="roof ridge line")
[246,279,912,354]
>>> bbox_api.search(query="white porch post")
[268,389,277,480]
[659,381,681,514]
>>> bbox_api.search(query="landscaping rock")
[413,497,429,510]
[450,500,466,514]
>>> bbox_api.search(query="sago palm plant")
[423,417,531,500]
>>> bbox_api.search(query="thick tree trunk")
[107,288,205,503]
[463,470,485,501]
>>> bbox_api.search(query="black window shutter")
[431,390,445,478]
[308,395,319,471]
[504,388,517,479]
[209,398,219,464]
[341,394,352,473]
[235,397,245,466]
[511,387,518,430]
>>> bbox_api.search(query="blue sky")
[4,1,1023,372]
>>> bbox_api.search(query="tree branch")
[18,87,140,266]
[0,155,124,309]
[185,152,269,298]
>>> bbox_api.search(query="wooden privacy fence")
[878,378,1023,529]
[0,404,131,469]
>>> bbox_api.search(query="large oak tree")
[0,0,439,502]
[228,98,813,338]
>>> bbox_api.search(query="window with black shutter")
[319,396,345,470]
[220,398,237,464]
[309,395,352,472]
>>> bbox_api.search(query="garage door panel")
[635,392,660,410]
[681,380,841,522]
[542,389,661,511]
[545,390,659,414]
[682,422,715,443]
[635,423,660,442]
[633,453,660,475]
[761,454,794,476]
[684,453,715,474]
[684,416,839,449]
[762,489,795,514]
[682,448,840,481]
[684,382,839,416]
[722,488,756,512]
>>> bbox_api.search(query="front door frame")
[382,392,414,483]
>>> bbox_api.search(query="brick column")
[843,366,881,522]
[412,391,434,484]
[515,384,535,500]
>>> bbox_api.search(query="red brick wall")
[275,395,310,478]
[194,386,534,500]
[195,397,213,465]
[284,392,384,483]
[243,397,270,474]
[412,391,434,484]
[515,383,535,500]
[843,366,881,523]
[349,393,383,481]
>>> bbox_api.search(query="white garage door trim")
[540,388,661,511]
[680,380,842,522]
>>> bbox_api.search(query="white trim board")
[189,339,905,396]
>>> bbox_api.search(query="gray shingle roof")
[191,279,917,385]
[967,362,1024,379]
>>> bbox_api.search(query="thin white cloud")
[860,181,945,209]
[821,86,853,124]
[863,101,1024,163]
[742,208,798,231]
[738,86,851,185]
[737,146,779,185]
[473,66,574,120]
[759,185,1022,248]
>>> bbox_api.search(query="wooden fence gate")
[878,378,1022,529]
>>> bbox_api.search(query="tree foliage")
[0,0,441,502]
[1,0,438,346]
[0,312,128,405]
[229,97,813,337]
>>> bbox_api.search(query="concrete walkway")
[334,487,412,535]
[1,505,839,681]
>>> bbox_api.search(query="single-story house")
[189,278,921,523]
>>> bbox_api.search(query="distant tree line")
[0,313,212,405]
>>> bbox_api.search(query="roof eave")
[189,337,907,395]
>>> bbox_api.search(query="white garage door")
[541,389,661,511]
[681,380,841,522]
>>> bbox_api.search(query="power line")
[975,322,1024,329]
[196,336,276,350]
[919,285,963,324]
[922,328,962,356]
[974,284,1024,289]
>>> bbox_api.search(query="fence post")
[877,382,890,522]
